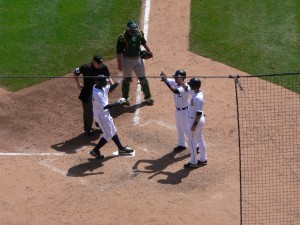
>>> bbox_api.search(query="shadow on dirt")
[67,156,117,177]
[132,149,202,184]
[147,164,207,185]
[110,101,149,118]
[50,130,102,154]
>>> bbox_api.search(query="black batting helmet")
[188,77,201,89]
[173,70,186,79]
[95,75,108,87]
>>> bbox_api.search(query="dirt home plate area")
[0,1,253,224]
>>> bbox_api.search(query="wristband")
[193,121,198,126]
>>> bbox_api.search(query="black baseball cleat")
[144,96,154,105]
[183,162,199,168]
[85,129,95,137]
[173,145,187,151]
[198,160,208,165]
[90,149,104,159]
[123,97,131,106]
[118,146,134,154]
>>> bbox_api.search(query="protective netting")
[235,74,300,225]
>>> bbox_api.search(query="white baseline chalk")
[0,152,64,156]
[133,0,152,125]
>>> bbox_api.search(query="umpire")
[73,55,111,136]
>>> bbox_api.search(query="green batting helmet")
[127,20,139,29]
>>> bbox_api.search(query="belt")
[176,106,189,111]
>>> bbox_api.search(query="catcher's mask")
[95,75,108,87]
[173,70,186,79]
[188,77,201,89]
[127,19,139,35]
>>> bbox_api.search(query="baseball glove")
[140,50,153,59]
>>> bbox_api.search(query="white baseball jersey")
[167,78,190,109]
[167,78,190,147]
[92,85,117,140]
[187,90,207,164]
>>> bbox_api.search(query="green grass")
[190,0,300,93]
[1,1,299,93]
[0,0,141,91]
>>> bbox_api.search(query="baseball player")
[116,19,154,105]
[179,77,207,168]
[160,70,190,152]
[90,75,134,159]
[73,55,113,136]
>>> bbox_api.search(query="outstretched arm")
[103,97,126,109]
[160,72,180,94]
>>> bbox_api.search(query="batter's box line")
[0,152,65,156]
[38,158,92,187]
[39,157,137,192]
[136,119,176,131]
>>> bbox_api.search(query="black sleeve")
[74,65,85,75]
[116,34,125,54]
[173,89,180,94]
[140,30,146,45]
[109,83,119,92]
[101,64,110,77]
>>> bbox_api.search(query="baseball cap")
[127,20,139,29]
[93,55,103,64]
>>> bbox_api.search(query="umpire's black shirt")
[74,63,110,103]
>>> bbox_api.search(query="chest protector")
[120,30,143,57]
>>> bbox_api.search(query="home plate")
[112,150,135,157]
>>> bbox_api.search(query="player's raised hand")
[116,77,123,84]
[160,71,167,82]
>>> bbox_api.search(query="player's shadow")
[110,101,149,118]
[147,164,206,185]
[51,130,101,154]
[132,149,190,178]
[67,156,117,177]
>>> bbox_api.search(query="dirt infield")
[0,1,248,224]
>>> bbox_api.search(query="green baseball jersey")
[116,30,146,57]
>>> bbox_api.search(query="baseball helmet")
[127,20,139,29]
[173,70,186,79]
[95,75,108,87]
[188,77,201,89]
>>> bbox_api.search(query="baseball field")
[0,1,299,225]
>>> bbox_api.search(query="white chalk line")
[133,0,151,126]
[0,152,64,156]
[38,158,91,187]
[137,119,176,131]
[2,118,175,191]
[1,118,173,159]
